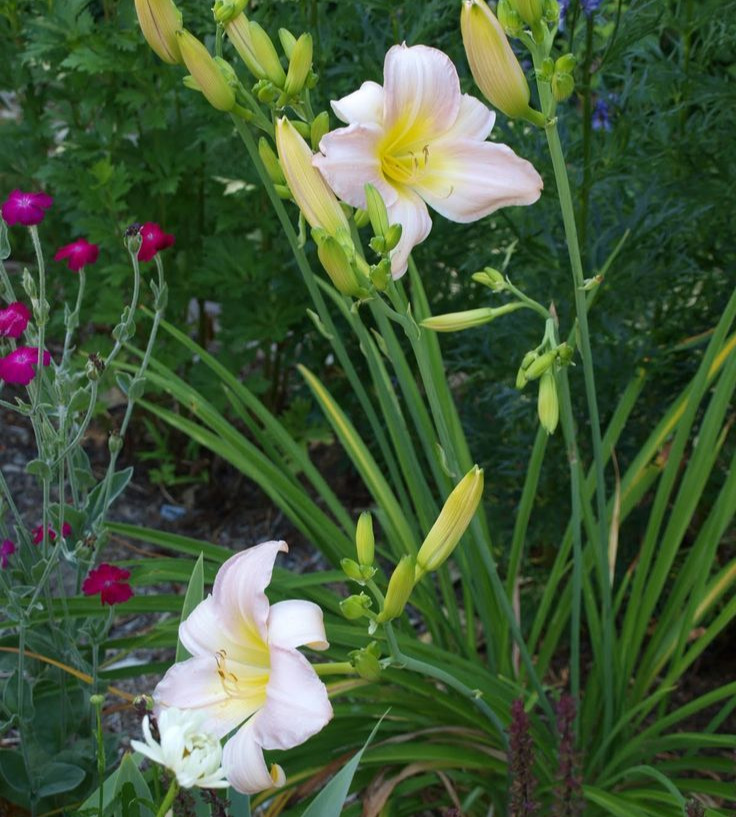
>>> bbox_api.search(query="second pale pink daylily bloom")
[314,43,543,277]
[154,541,332,794]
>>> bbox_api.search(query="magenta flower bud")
[0,539,15,569]
[0,346,51,385]
[1,190,53,227]
[138,222,175,262]
[0,302,31,338]
[54,238,99,272]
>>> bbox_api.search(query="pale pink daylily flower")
[314,43,543,278]
[154,541,332,794]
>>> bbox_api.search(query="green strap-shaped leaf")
[176,552,205,662]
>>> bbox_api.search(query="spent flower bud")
[416,466,484,578]
[376,555,416,623]
[134,0,183,65]
[340,593,373,620]
[349,643,382,681]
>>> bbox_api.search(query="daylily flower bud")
[383,223,403,253]
[356,511,375,566]
[421,303,525,333]
[556,53,577,73]
[316,234,366,298]
[376,555,416,623]
[310,112,331,151]
[370,259,391,291]
[557,342,574,365]
[349,643,382,681]
[340,593,373,620]
[512,0,544,25]
[258,138,286,185]
[537,369,559,435]
[552,71,575,102]
[134,0,183,65]
[225,15,267,79]
[275,117,351,238]
[283,33,313,97]
[461,0,544,126]
[354,208,371,229]
[416,466,484,579]
[176,31,236,112]
[524,349,557,380]
[248,22,286,88]
[472,267,506,292]
[340,557,376,584]
[364,183,390,238]
[212,0,247,24]
[543,0,560,23]
[278,28,297,59]
[497,0,524,36]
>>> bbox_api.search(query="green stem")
[313,661,356,676]
[92,695,105,817]
[62,268,86,365]
[579,15,594,253]
[383,622,508,749]
[155,779,178,817]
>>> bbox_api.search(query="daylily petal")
[385,188,433,278]
[332,80,384,125]
[154,656,266,739]
[213,541,287,645]
[383,44,460,144]
[440,94,496,142]
[413,140,543,223]
[222,721,285,794]
[252,646,333,751]
[315,123,396,209]
[268,599,329,651]
[179,595,269,667]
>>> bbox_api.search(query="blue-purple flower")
[591,98,613,131]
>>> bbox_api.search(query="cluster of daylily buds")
[340,466,485,631]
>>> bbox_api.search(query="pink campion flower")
[1,190,53,227]
[0,539,15,568]
[0,302,31,338]
[31,522,71,545]
[154,541,332,794]
[0,346,51,386]
[314,43,543,277]
[82,563,134,605]
[138,222,175,262]
[54,238,99,272]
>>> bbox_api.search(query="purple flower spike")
[0,346,51,385]
[0,302,31,338]
[54,238,100,272]
[1,190,53,227]
[0,539,15,568]
[591,98,613,131]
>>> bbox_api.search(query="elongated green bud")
[461,0,544,126]
[134,0,182,64]
[416,466,484,579]
[258,138,285,184]
[524,349,556,380]
[512,0,544,26]
[537,370,559,434]
[421,303,525,333]
[376,555,416,623]
[213,0,247,24]
[275,117,351,237]
[249,21,286,87]
[354,208,371,229]
[316,234,365,298]
[283,33,313,97]
[340,557,375,584]
[497,0,523,36]
[364,183,390,238]
[278,28,297,59]
[356,511,375,566]
[311,111,331,151]
[177,30,235,111]
[225,14,266,79]
[472,267,506,292]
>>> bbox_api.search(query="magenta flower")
[1,190,53,227]
[54,238,99,272]
[0,302,31,338]
[82,563,133,605]
[0,346,51,386]
[138,222,175,262]
[31,522,72,545]
[0,539,15,568]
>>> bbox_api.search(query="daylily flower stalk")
[154,541,332,794]
[461,0,545,126]
[314,44,543,277]
[134,0,183,65]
